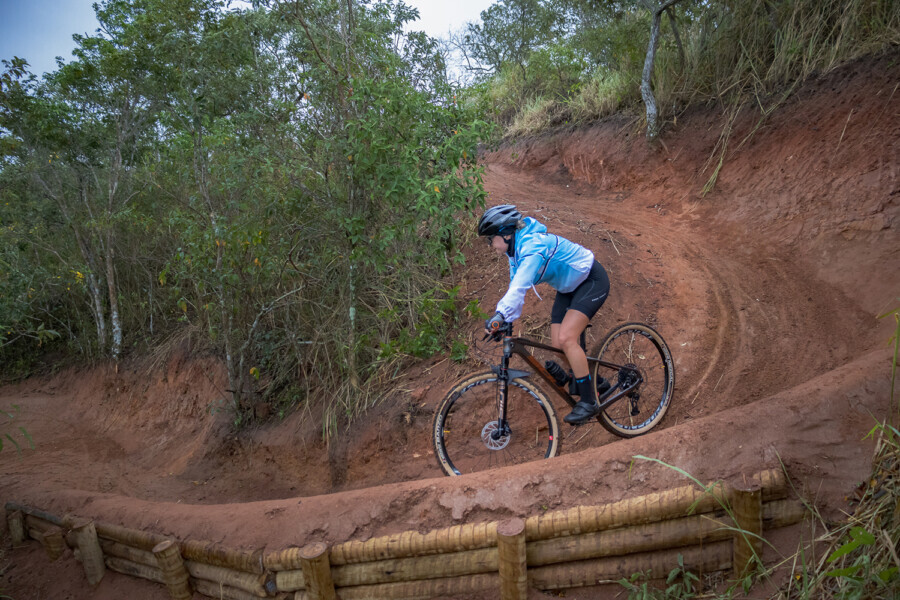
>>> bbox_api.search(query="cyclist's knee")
[557,329,581,351]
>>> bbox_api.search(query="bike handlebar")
[482,321,514,341]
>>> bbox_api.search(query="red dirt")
[1,51,898,599]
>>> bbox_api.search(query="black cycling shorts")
[550,261,610,324]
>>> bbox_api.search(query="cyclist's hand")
[484,312,506,340]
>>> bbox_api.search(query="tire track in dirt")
[482,162,874,442]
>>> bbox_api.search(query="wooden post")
[71,518,106,585]
[299,542,336,600]
[497,518,527,600]
[730,483,763,579]
[153,539,193,600]
[42,526,67,560]
[8,510,24,545]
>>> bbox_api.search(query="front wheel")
[592,323,675,438]
[432,372,560,476]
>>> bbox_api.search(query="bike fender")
[490,366,531,379]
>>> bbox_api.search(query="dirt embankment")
[1,50,898,599]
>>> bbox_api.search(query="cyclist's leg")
[550,291,571,350]
[549,291,574,378]
[557,310,590,378]
[561,260,609,375]
[560,310,600,424]
[561,262,610,425]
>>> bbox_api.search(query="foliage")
[619,553,700,599]
[876,299,899,421]
[460,0,900,138]
[622,316,900,600]
[777,423,900,600]
[0,404,34,455]
[0,0,491,434]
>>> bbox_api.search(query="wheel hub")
[618,363,641,390]
[481,421,511,450]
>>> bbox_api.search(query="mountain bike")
[432,322,675,476]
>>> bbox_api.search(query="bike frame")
[491,331,642,431]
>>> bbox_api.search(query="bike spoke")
[433,374,558,476]
[592,323,675,438]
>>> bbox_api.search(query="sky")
[404,1,493,38]
[0,0,102,76]
[0,0,494,78]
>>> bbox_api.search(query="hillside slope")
[1,50,898,599]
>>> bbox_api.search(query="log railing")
[4,468,804,600]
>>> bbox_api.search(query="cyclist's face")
[489,235,508,254]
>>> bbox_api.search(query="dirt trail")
[1,51,898,599]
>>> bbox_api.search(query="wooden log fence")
[731,483,764,579]
[40,525,67,560]
[70,518,106,585]
[4,468,805,599]
[8,509,24,545]
[106,555,166,584]
[153,540,193,600]
[497,518,527,600]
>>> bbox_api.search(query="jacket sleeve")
[496,254,543,322]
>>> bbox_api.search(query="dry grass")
[492,0,900,149]
[773,426,900,600]
[506,97,563,137]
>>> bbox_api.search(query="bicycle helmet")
[477,205,522,237]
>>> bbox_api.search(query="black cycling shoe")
[563,400,600,425]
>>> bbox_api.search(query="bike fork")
[494,352,511,439]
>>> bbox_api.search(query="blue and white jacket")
[496,217,595,322]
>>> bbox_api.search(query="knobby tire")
[591,322,675,438]
[432,372,560,476]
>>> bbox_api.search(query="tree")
[0,0,491,430]
[639,0,684,139]
[271,0,488,403]
[465,0,563,83]
[1,1,167,361]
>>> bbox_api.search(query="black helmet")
[477,205,522,237]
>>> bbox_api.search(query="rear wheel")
[432,372,559,476]
[591,323,675,438]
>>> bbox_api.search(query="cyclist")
[478,204,611,425]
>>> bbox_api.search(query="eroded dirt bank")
[1,50,898,599]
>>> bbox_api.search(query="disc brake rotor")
[481,422,511,450]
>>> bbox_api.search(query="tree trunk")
[104,236,122,361]
[87,272,107,352]
[348,260,359,389]
[74,231,107,354]
[339,1,360,391]
[105,127,124,362]
[641,0,683,140]
[67,182,108,354]
[666,7,685,72]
